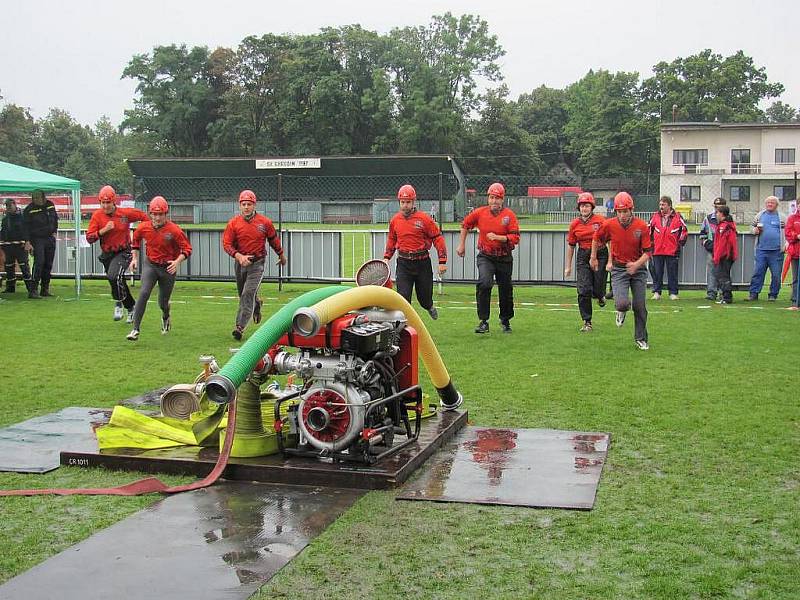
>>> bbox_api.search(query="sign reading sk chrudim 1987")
[255,158,321,169]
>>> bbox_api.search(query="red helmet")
[613,191,634,211]
[239,189,257,204]
[397,184,416,201]
[576,192,596,208]
[149,196,169,214]
[487,182,505,199]
[98,185,116,202]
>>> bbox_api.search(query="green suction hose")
[205,285,350,404]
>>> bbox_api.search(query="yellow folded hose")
[292,285,463,408]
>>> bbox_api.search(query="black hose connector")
[436,380,464,411]
[205,374,237,405]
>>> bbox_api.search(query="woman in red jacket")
[712,205,738,304]
[785,208,800,309]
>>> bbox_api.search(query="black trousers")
[714,258,734,302]
[99,250,135,310]
[476,253,514,322]
[395,258,434,310]
[3,244,31,290]
[576,247,607,322]
[31,236,56,288]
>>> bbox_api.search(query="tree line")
[0,13,793,194]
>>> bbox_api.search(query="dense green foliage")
[0,280,798,598]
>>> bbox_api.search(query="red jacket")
[649,210,688,256]
[86,207,150,253]
[785,213,800,259]
[712,219,738,264]
[222,213,283,259]
[384,210,447,263]
[132,221,192,265]
[461,206,520,257]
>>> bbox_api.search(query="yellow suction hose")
[292,285,463,409]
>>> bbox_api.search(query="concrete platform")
[61,409,467,490]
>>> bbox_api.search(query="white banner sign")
[255,158,321,169]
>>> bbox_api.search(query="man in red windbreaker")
[591,191,652,350]
[383,184,447,320]
[456,182,520,334]
[126,197,192,341]
[222,189,286,340]
[648,195,688,300]
[85,185,149,322]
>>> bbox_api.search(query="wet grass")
[1,279,798,598]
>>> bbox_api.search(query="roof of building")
[661,122,800,131]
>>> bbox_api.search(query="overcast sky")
[2,0,797,127]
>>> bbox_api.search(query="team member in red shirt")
[786,206,800,309]
[564,192,607,332]
[456,182,520,334]
[591,191,652,350]
[125,197,192,341]
[648,195,688,300]
[85,185,149,322]
[383,184,447,320]
[712,205,738,305]
[223,189,286,340]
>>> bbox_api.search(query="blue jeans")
[748,248,784,298]
[650,255,679,295]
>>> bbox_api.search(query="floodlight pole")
[277,173,283,292]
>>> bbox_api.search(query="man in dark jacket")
[1,198,32,294]
[22,190,58,299]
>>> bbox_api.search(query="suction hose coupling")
[436,380,464,411]
[292,308,321,336]
[205,374,237,405]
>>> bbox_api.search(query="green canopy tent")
[0,160,82,296]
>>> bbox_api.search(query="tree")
[0,102,38,168]
[640,50,784,123]
[35,108,104,189]
[765,101,798,123]
[122,44,225,156]
[515,86,569,169]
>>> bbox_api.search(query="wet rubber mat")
[0,481,364,600]
[397,427,610,509]
[0,407,110,473]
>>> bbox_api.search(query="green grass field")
[0,280,798,598]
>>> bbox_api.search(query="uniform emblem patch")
[502,216,510,226]
[120,217,129,225]
[414,220,423,229]
[633,229,642,239]
[257,224,268,233]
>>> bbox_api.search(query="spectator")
[699,197,727,301]
[786,203,800,309]
[22,189,58,299]
[591,192,652,351]
[456,182,520,334]
[222,189,286,341]
[85,185,149,321]
[712,205,738,304]
[648,195,688,300]
[126,197,192,341]
[383,185,447,320]
[746,196,785,301]
[564,192,607,332]
[1,198,33,295]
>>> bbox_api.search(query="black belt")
[398,250,429,260]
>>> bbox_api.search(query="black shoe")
[597,297,606,307]
[28,289,42,299]
[706,292,718,301]
[500,320,512,333]
[253,299,262,324]
[744,295,758,302]
[474,321,489,334]
[40,285,53,297]
[232,326,243,341]
[767,296,777,302]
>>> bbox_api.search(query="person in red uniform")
[786,206,800,309]
[591,191,652,350]
[85,185,149,322]
[564,192,607,332]
[456,182,520,334]
[383,184,447,320]
[125,197,192,341]
[648,195,688,300]
[712,205,738,305]
[223,189,286,340]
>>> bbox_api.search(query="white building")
[660,122,799,220]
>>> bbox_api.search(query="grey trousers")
[131,260,175,330]
[235,258,265,330]
[704,251,719,296]
[610,265,648,343]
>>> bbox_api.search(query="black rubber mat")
[0,407,110,473]
[0,481,364,600]
[397,427,610,509]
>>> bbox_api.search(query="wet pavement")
[397,427,611,509]
[0,407,111,473]
[0,481,365,600]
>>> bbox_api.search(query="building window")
[673,149,708,165]
[774,185,796,200]
[731,149,757,173]
[680,186,701,202]
[730,186,750,202]
[775,148,795,165]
